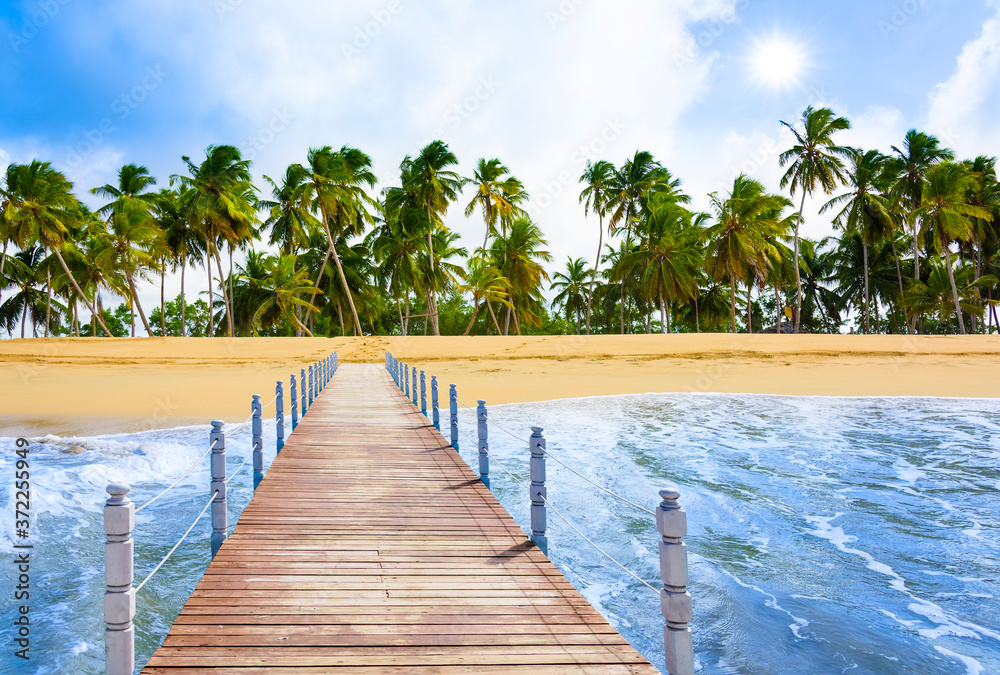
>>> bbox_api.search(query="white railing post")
[104,482,135,675]
[431,376,440,430]
[420,370,427,416]
[290,374,298,431]
[477,400,490,488]
[276,380,284,454]
[210,421,227,557]
[449,384,459,450]
[529,427,548,555]
[657,488,694,675]
[333,351,338,373]
[300,368,307,418]
[251,395,263,490]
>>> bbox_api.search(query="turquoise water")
[1,394,998,673]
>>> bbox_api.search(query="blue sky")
[3,0,999,321]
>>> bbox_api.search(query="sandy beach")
[1,334,998,436]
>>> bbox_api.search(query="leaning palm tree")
[303,146,377,336]
[464,158,527,251]
[705,175,793,333]
[490,218,552,334]
[551,257,590,333]
[459,254,510,335]
[172,146,259,337]
[261,164,318,256]
[912,162,990,334]
[821,149,895,334]
[370,207,425,336]
[249,253,321,336]
[4,161,112,336]
[579,159,616,334]
[406,141,462,335]
[779,105,852,332]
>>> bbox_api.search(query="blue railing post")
[209,421,227,557]
[252,395,263,490]
[276,380,285,454]
[405,364,410,398]
[308,365,314,407]
[432,376,440,430]
[420,370,427,416]
[290,374,298,430]
[449,384,459,451]
[412,367,418,406]
[300,368,307,418]
[530,427,547,555]
[658,489,694,675]
[477,400,490,488]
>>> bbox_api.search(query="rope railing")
[134,440,217,514]
[134,489,218,593]
[384,350,694,675]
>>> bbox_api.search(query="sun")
[750,37,806,89]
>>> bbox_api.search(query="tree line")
[1,106,997,338]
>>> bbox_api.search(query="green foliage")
[149,296,210,337]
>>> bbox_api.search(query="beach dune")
[1,334,998,436]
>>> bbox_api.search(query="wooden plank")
[141,364,656,673]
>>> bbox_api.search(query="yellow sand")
[1,334,998,436]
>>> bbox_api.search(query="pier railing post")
[431,376,440,430]
[308,365,314,407]
[210,421,227,557]
[420,370,427,416]
[449,385,459,450]
[300,368,307,418]
[252,395,263,490]
[530,427,548,555]
[657,488,694,675]
[412,367,418,406]
[290,374,298,431]
[405,364,410,398]
[276,380,285,454]
[477,400,490,488]
[103,482,135,675]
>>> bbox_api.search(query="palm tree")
[249,253,321,336]
[579,159,615,334]
[303,146,377,336]
[157,188,202,337]
[779,106,852,332]
[172,145,258,337]
[261,164,317,256]
[371,208,425,336]
[92,164,162,336]
[551,257,590,333]
[3,161,112,336]
[406,141,462,335]
[459,254,509,335]
[705,175,793,333]
[821,149,895,334]
[490,218,551,334]
[889,130,956,285]
[905,256,995,331]
[912,162,990,334]
[0,246,53,337]
[464,158,526,251]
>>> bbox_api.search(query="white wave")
[934,646,985,674]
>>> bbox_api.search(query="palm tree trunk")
[888,238,909,334]
[45,265,51,337]
[228,245,234,334]
[160,270,166,336]
[205,238,214,337]
[586,214,603,335]
[0,239,7,307]
[427,203,440,336]
[212,248,233,337]
[729,271,737,334]
[21,303,27,339]
[292,314,315,337]
[943,246,966,334]
[485,297,502,335]
[511,304,522,336]
[862,240,871,335]
[463,298,480,336]
[403,294,410,336]
[659,288,667,334]
[774,283,781,330]
[52,248,112,337]
[695,295,700,333]
[180,259,187,337]
[337,300,345,337]
[320,214,363,336]
[793,193,806,333]
[746,282,753,334]
[128,273,153,336]
[305,248,332,325]
[504,304,511,335]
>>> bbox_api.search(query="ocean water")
[1,394,998,674]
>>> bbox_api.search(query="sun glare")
[751,37,806,89]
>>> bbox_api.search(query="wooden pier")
[141,363,658,673]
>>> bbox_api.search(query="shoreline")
[1,334,998,435]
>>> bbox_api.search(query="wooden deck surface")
[142,363,657,673]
